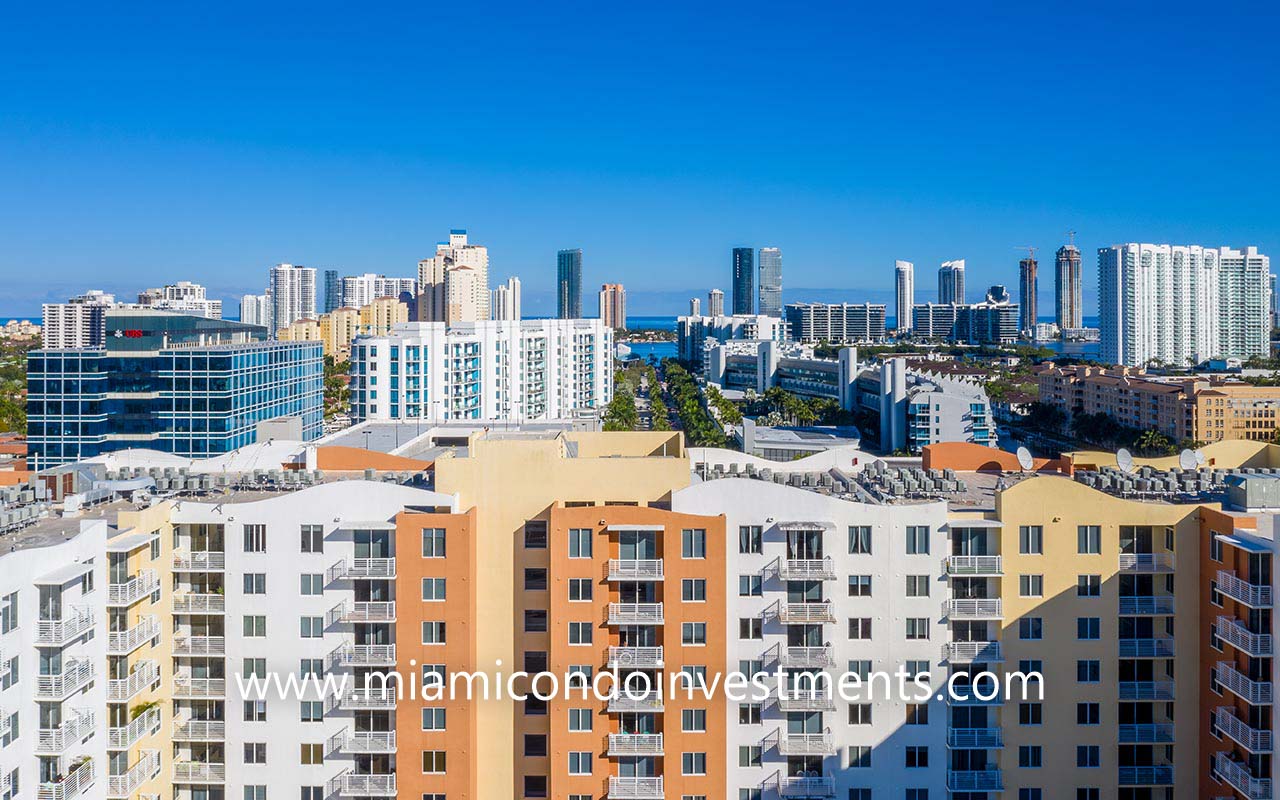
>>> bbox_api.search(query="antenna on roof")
[1016,446,1034,472]
[1066,230,1077,247]
[1178,449,1197,470]
[1116,448,1134,473]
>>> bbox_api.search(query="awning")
[947,518,1004,529]
[776,521,831,531]
[606,524,664,532]
[35,561,94,586]
[1216,531,1273,554]
[107,531,159,553]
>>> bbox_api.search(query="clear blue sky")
[1,1,1277,316]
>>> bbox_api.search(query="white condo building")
[349,319,613,422]
[491,276,522,321]
[239,293,272,329]
[41,291,116,349]
[138,282,223,319]
[1099,243,1270,367]
[339,274,417,310]
[416,230,490,323]
[895,260,914,333]
[269,264,317,335]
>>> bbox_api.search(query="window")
[244,701,267,721]
[682,579,706,602]
[300,574,322,595]
[848,575,872,597]
[738,575,762,596]
[243,573,266,594]
[524,651,548,672]
[422,578,446,601]
[297,701,321,723]
[682,752,706,775]
[1077,574,1101,597]
[422,621,446,644]
[738,745,762,767]
[849,703,872,724]
[850,791,872,800]
[523,520,547,549]
[848,660,872,680]
[422,528,446,557]
[568,751,592,775]
[1077,617,1100,640]
[300,659,323,678]
[683,622,706,645]
[906,703,928,725]
[739,791,761,800]
[568,622,592,645]
[568,579,592,602]
[244,524,267,553]
[849,618,872,639]
[738,525,762,554]
[523,776,548,798]
[1077,789,1100,800]
[1018,702,1042,725]
[1019,791,1043,800]
[568,528,593,558]
[301,789,323,800]
[905,792,928,800]
[244,743,267,764]
[1019,525,1043,554]
[524,568,548,590]
[738,618,762,640]
[243,615,266,637]
[1019,618,1042,640]
[300,616,323,638]
[244,788,266,800]
[905,575,930,597]
[1018,745,1042,767]
[243,658,266,678]
[1077,659,1100,683]
[568,708,592,732]
[738,659,763,679]
[0,593,15,634]
[849,525,872,554]
[1077,745,1100,767]
[422,750,447,773]
[1019,574,1044,597]
[682,529,706,558]
[849,745,871,768]
[906,660,929,678]
[524,610,548,632]
[1077,525,1101,554]
[1077,702,1100,725]
[300,743,322,765]
[1211,537,1223,562]
[905,746,928,768]
[682,708,706,732]
[905,618,929,640]
[301,524,323,553]
[906,525,930,554]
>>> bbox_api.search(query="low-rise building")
[857,358,996,452]
[703,341,860,408]
[676,314,787,366]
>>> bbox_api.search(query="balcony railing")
[327,558,396,582]
[777,557,836,581]
[108,660,160,702]
[1118,681,1176,701]
[1216,706,1274,753]
[1119,595,1175,615]
[780,646,835,668]
[943,555,1002,576]
[109,707,160,750]
[607,646,663,668]
[36,608,95,646]
[1217,661,1274,705]
[108,615,160,655]
[1118,723,1175,743]
[108,570,159,606]
[1118,636,1176,658]
[946,769,1004,791]
[1218,570,1274,608]
[606,602,664,625]
[335,687,397,710]
[173,593,225,614]
[172,551,225,571]
[607,777,664,799]
[607,559,664,581]
[943,641,1004,664]
[172,761,225,783]
[607,733,664,756]
[330,643,397,667]
[778,602,836,624]
[946,728,1003,748]
[1214,752,1273,800]
[107,749,160,799]
[335,730,397,753]
[778,689,837,712]
[37,758,94,800]
[339,601,396,624]
[36,660,94,699]
[173,718,226,741]
[1118,553,1174,572]
[943,598,1003,619]
[607,692,664,713]
[174,635,226,656]
[1118,766,1174,786]
[36,711,96,754]
[779,776,836,797]
[330,772,396,797]
[777,731,837,755]
[173,676,226,698]
[1218,616,1275,657]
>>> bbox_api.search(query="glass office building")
[27,310,323,466]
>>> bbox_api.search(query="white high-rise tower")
[268,263,316,335]
[895,260,914,333]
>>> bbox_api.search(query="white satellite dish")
[1178,449,1197,470]
[1016,446,1034,471]
[1195,449,1207,465]
[1116,448,1135,473]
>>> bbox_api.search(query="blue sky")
[1,1,1277,316]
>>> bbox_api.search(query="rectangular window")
[300,701,322,723]
[421,621,446,644]
[1077,525,1101,554]
[1019,702,1042,725]
[849,745,871,768]
[300,616,323,638]
[849,618,872,639]
[524,610,548,632]
[421,707,446,730]
[1019,525,1043,554]
[906,703,928,725]
[1076,745,1100,767]
[523,520,547,549]
[1019,574,1044,597]
[1077,574,1101,597]
[905,525,930,554]
[681,752,706,775]
[244,743,267,764]
[849,703,872,724]
[1077,702,1100,725]
[244,700,267,721]
[568,578,592,602]
[243,524,267,553]
[524,568,548,590]
[422,528,446,557]
[567,708,592,732]
[738,525,762,554]
[905,746,928,768]
[1077,617,1100,640]
[568,622,592,645]
[848,575,872,597]
[682,622,707,645]
[738,745,762,767]
[1019,618,1042,640]
[1076,659,1100,683]
[682,529,706,558]
[905,575,930,597]
[682,579,706,602]
[848,525,872,554]
[421,750,447,773]
[568,751,592,775]
[738,575,762,596]
[243,573,266,594]
[568,528,593,558]
[300,743,322,765]
[243,615,266,637]
[1018,745,1042,767]
[421,577,446,601]
[905,618,930,640]
[682,708,706,732]
[299,574,322,595]
[300,524,323,553]
[739,704,761,724]
[738,618,762,640]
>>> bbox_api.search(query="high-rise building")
[324,268,341,313]
[268,263,317,335]
[1018,256,1038,333]
[708,288,725,318]
[136,281,223,319]
[492,276,522,321]
[757,247,782,317]
[689,297,701,317]
[557,249,583,319]
[1055,242,1083,331]
[784,302,887,343]
[732,247,755,315]
[417,230,491,323]
[938,259,965,304]
[912,285,1019,344]
[40,290,115,349]
[1098,243,1270,367]
[895,259,914,332]
[239,292,271,328]
[1272,272,1278,328]
[339,274,417,309]
[598,283,626,330]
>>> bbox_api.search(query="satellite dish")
[1195,449,1207,466]
[1179,449,1197,470]
[1016,446,1034,471]
[1116,448,1135,473]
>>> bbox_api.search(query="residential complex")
[857,358,996,452]
[493,276,523,322]
[338,274,416,310]
[708,289,725,318]
[896,259,915,333]
[757,247,783,317]
[269,263,318,335]
[938,259,966,305]
[675,314,787,367]
[1056,241,1083,332]
[785,302,888,344]
[702,340,860,409]
[600,283,627,330]
[558,249,584,320]
[733,248,755,316]
[276,297,411,359]
[41,291,116,349]
[418,230,491,323]
[136,281,223,319]
[912,285,1019,345]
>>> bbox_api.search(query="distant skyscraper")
[324,269,341,313]
[40,290,115,349]
[339,274,417,310]
[1272,273,1279,328]
[732,248,755,315]
[492,276,522,321]
[268,263,317,335]
[938,260,965,304]
[1018,256,1038,333]
[708,289,725,317]
[417,229,490,323]
[689,297,701,317]
[757,247,782,317]
[599,283,627,330]
[894,260,914,332]
[1055,242,1083,331]
[557,249,583,319]
[240,293,272,329]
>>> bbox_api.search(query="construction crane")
[1015,246,1037,263]
[1065,230,1077,247]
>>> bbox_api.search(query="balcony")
[777,557,837,581]
[1118,553,1174,573]
[173,718,226,741]
[1119,595,1175,615]
[943,598,1003,619]
[108,570,159,606]
[108,615,160,655]
[946,769,1004,792]
[331,643,397,667]
[608,777,664,799]
[607,603,664,625]
[1118,636,1176,658]
[173,676,226,698]
[107,659,160,702]
[943,555,1002,576]
[946,728,1003,748]
[1118,766,1174,786]
[328,558,396,581]
[1218,616,1274,657]
[330,772,396,797]
[607,559,664,581]
[778,689,837,712]
[107,749,160,799]
[36,608,95,646]
[37,758,94,800]
[335,687,397,710]
[174,635,226,656]
[335,730,397,753]
[1118,723,1175,743]
[173,551,225,571]
[777,731,837,756]
[1218,570,1274,608]
[109,707,160,750]
[778,602,836,624]
[1216,706,1273,753]
[1214,752,1273,800]
[173,761,225,783]
[607,692,664,713]
[37,660,94,700]
[173,593,225,614]
[779,776,836,797]
[607,646,663,668]
[943,640,1004,664]
[780,646,835,668]
[36,711,96,754]
[607,733,664,756]
[1118,681,1176,701]
[1217,661,1273,705]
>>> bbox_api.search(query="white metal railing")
[1118,766,1174,785]
[1118,723,1175,743]
[174,635,225,656]
[946,769,1004,791]
[778,557,836,580]
[341,731,397,752]
[329,558,396,581]
[334,773,396,796]
[777,731,836,755]
[607,692,664,712]
[36,608,95,645]
[607,603,664,625]
[108,660,159,701]
[173,718,226,741]
[944,641,1004,663]
[1118,636,1176,658]
[778,602,836,624]
[1118,595,1175,615]
[780,646,835,668]
[607,733,663,755]
[1216,706,1274,753]
[1214,752,1273,800]
[36,711,96,754]
[1218,616,1274,657]
[1118,680,1176,701]
[108,615,159,655]
[173,676,226,698]
[172,761,226,783]
[109,707,160,750]
[943,555,1002,575]
[1217,661,1274,705]
[173,593,225,613]
[943,598,1003,619]
[108,570,159,606]
[779,776,836,797]
[1118,552,1174,572]
[1219,570,1274,608]
[947,728,1003,748]
[606,646,663,668]
[37,758,94,800]
[607,559,664,580]
[608,777,664,799]
[778,689,836,712]
[107,749,159,798]
[173,551,225,570]
[337,687,397,709]
[37,660,94,699]
[331,643,396,667]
